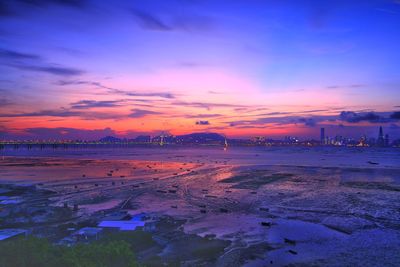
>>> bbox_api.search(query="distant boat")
[224,137,228,151]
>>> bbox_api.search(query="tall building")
[320,128,325,145]
[377,126,385,147]
[384,134,389,147]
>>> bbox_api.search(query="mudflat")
[1,147,400,266]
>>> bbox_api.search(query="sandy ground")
[1,152,400,266]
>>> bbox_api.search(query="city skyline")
[1,0,400,140]
[1,126,396,149]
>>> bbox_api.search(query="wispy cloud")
[117,90,175,99]
[228,115,326,128]
[326,84,364,89]
[0,0,87,18]
[0,109,81,118]
[18,0,86,8]
[0,109,121,120]
[129,109,162,118]
[339,111,390,123]
[12,64,84,76]
[0,48,41,60]
[0,49,84,76]
[186,114,221,119]
[195,120,210,125]
[227,110,399,129]
[131,9,216,33]
[0,97,12,106]
[22,127,115,140]
[70,100,124,109]
[58,80,176,99]
[131,9,171,31]
[172,101,245,110]
[298,118,317,127]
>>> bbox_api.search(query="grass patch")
[0,237,140,267]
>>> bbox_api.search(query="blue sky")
[0,0,399,140]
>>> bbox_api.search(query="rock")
[284,238,296,245]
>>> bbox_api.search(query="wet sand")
[1,150,400,266]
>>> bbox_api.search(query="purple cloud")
[129,109,161,118]
[195,120,210,125]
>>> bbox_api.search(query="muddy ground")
[1,156,400,266]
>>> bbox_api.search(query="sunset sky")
[0,0,399,140]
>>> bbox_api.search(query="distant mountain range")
[99,132,226,144]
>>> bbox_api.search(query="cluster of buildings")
[320,126,391,147]
[0,127,398,148]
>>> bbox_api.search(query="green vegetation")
[0,237,140,267]
[101,231,157,252]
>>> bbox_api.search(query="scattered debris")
[156,190,167,193]
[284,238,296,245]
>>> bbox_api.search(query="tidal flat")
[1,147,400,266]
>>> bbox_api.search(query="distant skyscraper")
[320,128,325,145]
[377,126,385,147]
[384,134,389,147]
